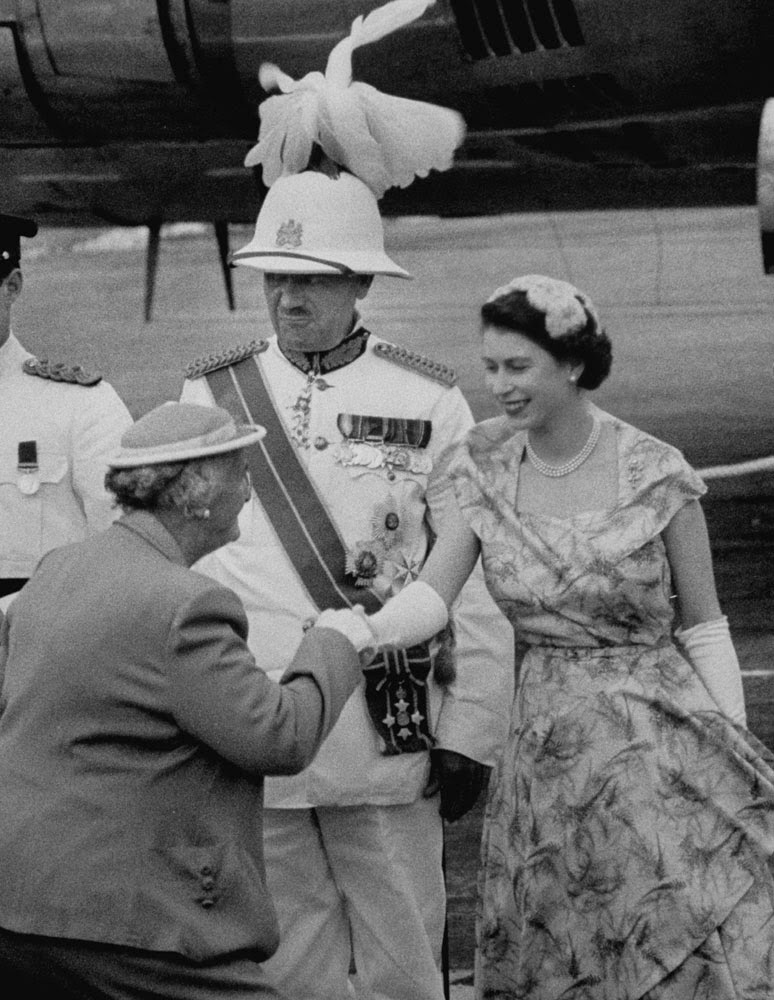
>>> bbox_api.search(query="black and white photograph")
[2,2,774,998]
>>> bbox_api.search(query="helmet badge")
[275,220,303,248]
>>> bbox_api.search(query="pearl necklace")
[525,417,601,477]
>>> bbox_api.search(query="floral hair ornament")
[487,275,600,340]
[244,0,466,199]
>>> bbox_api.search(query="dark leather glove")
[423,748,490,823]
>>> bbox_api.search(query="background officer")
[0,213,133,608]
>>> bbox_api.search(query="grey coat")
[0,511,360,962]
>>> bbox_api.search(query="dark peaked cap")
[0,213,38,267]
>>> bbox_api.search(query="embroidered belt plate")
[364,644,435,755]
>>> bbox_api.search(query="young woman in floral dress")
[320,274,774,999]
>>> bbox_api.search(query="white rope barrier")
[697,455,774,480]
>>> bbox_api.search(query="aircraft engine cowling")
[1,0,773,226]
[1,0,772,143]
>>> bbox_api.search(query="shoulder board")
[184,339,268,379]
[22,357,102,386]
[372,342,457,387]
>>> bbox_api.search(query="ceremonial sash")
[205,354,439,755]
[206,355,381,614]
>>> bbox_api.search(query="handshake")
[314,580,448,661]
[315,581,485,821]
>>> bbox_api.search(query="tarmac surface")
[12,204,774,991]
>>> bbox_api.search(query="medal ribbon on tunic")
[205,356,436,755]
[337,413,432,448]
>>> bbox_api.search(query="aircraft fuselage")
[1,0,773,222]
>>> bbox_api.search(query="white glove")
[314,608,377,653]
[366,580,448,649]
[315,580,448,654]
[675,616,747,726]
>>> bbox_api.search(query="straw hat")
[109,403,265,468]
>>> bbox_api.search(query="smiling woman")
[319,273,774,999]
[478,274,615,518]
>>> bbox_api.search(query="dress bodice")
[445,409,706,649]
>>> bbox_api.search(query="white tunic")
[182,333,514,808]
[0,334,133,580]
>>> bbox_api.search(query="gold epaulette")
[22,357,102,386]
[372,341,457,387]
[184,340,268,379]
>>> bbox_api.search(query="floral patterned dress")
[446,410,774,1000]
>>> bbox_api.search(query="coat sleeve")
[164,584,362,776]
[425,388,515,768]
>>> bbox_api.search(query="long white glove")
[675,616,747,726]
[367,580,448,648]
[315,580,448,652]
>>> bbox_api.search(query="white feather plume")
[243,0,465,198]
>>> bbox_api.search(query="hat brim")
[231,250,412,280]
[109,425,266,468]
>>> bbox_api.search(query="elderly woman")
[323,275,774,998]
[0,402,369,1000]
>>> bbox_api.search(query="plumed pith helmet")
[234,0,465,281]
[231,171,410,278]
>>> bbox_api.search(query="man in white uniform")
[0,214,132,609]
[182,3,513,995]
[181,167,514,1000]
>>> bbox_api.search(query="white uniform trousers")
[260,798,445,1000]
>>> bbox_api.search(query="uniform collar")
[0,333,31,378]
[277,324,370,375]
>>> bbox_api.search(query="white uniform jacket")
[0,334,133,579]
[182,332,514,808]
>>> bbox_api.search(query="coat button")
[313,436,329,451]
[314,378,332,391]
[201,876,215,891]
[200,866,213,876]
[200,897,215,909]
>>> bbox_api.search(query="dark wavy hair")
[481,284,612,390]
